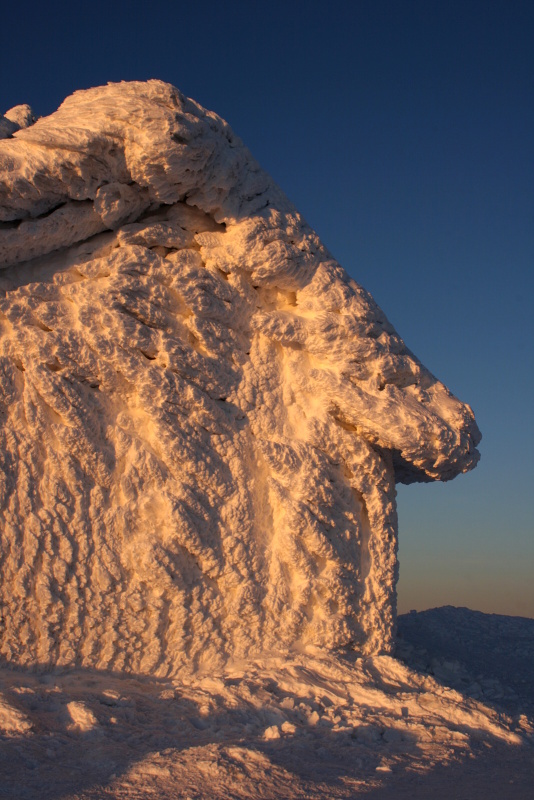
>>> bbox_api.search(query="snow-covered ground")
[1,607,532,799]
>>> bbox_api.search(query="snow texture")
[0,81,481,675]
[0,608,532,799]
[0,104,36,140]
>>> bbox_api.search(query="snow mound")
[0,81,481,674]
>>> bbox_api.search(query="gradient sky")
[2,0,533,617]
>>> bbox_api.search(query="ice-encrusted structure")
[0,81,480,675]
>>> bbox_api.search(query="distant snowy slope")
[397,606,534,714]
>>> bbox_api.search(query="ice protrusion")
[0,104,36,140]
[4,104,37,129]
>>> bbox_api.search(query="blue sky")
[2,0,533,617]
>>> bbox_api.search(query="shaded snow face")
[0,81,480,674]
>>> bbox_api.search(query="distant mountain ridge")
[397,606,534,714]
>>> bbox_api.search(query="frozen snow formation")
[0,104,36,139]
[0,81,480,675]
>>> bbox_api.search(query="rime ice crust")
[0,81,480,674]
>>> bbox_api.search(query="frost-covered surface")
[0,80,481,671]
[0,608,532,799]
[0,104,35,140]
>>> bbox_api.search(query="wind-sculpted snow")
[0,81,481,674]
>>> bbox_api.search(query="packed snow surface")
[0,608,532,799]
[0,80,481,672]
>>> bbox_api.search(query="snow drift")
[0,81,480,674]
